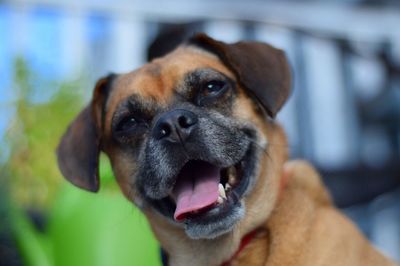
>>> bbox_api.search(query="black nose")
[152,109,198,143]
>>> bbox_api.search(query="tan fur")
[97,46,396,266]
[232,160,396,266]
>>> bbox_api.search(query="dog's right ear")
[189,33,291,118]
[56,74,115,192]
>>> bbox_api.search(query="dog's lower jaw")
[145,191,276,266]
[184,202,245,239]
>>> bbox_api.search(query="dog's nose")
[152,109,198,143]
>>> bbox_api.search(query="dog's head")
[57,34,291,240]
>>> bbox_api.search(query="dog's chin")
[183,198,245,239]
[145,142,260,239]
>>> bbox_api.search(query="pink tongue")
[172,161,220,221]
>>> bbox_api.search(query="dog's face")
[57,34,291,240]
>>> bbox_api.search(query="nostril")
[156,123,171,140]
[178,115,196,129]
[160,125,170,137]
[178,116,189,128]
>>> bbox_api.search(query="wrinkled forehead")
[104,46,233,128]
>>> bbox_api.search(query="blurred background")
[0,0,399,265]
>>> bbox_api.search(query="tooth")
[228,175,236,186]
[228,167,237,186]
[218,183,227,199]
[225,183,231,192]
[217,196,224,204]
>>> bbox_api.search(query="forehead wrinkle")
[162,46,235,78]
[127,93,162,114]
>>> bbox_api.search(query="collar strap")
[220,229,259,266]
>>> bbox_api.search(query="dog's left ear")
[56,74,115,192]
[189,33,291,117]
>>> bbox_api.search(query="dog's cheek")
[108,151,140,201]
[240,125,288,234]
[232,89,269,146]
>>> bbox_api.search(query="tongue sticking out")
[172,161,220,221]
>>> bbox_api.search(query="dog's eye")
[203,80,227,97]
[117,116,137,132]
[196,79,230,106]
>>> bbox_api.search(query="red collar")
[220,169,289,265]
[220,229,259,266]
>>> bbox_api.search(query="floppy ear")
[189,33,291,117]
[56,74,115,192]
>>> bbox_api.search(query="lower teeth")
[217,196,224,204]
[218,183,227,199]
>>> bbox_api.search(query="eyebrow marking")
[111,93,163,129]
[176,68,234,100]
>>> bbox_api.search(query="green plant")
[6,58,86,209]
[4,58,161,266]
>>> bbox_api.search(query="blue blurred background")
[0,0,399,265]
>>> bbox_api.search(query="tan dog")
[57,33,397,266]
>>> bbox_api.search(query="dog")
[57,33,397,266]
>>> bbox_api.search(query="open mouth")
[148,141,258,226]
[142,132,260,238]
[171,159,246,222]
